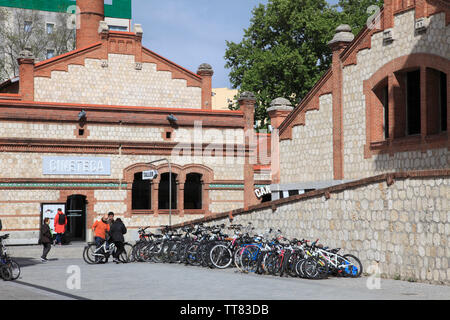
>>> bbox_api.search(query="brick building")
[0,0,269,244]
[270,0,449,199]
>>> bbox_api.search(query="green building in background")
[0,0,132,30]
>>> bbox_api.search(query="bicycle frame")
[93,241,116,258]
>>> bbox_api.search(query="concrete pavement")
[1,244,450,300]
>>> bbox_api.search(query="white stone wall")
[0,121,245,146]
[34,53,202,108]
[0,121,76,139]
[342,10,450,179]
[279,94,334,183]
[198,176,450,285]
[0,152,244,181]
[209,189,244,213]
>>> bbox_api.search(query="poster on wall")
[41,204,66,234]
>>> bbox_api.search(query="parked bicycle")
[0,234,21,281]
[83,239,132,264]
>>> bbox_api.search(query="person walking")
[39,218,52,262]
[110,218,127,264]
[54,208,67,245]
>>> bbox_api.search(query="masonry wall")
[279,94,334,183]
[342,10,449,179]
[178,172,449,285]
[34,53,202,108]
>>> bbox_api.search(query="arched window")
[365,54,448,158]
[158,172,177,209]
[132,172,151,210]
[184,173,202,209]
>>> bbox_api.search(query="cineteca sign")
[43,156,111,176]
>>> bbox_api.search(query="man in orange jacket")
[54,208,67,245]
[92,213,110,250]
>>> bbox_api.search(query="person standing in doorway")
[110,218,127,264]
[40,218,52,262]
[54,208,67,245]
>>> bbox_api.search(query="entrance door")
[65,195,86,242]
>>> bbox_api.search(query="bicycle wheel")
[149,241,163,263]
[233,246,245,270]
[267,252,283,276]
[301,257,320,279]
[295,258,307,278]
[0,264,12,281]
[7,259,20,280]
[286,251,302,277]
[82,244,96,264]
[84,244,106,264]
[185,242,201,266]
[118,243,133,263]
[168,241,181,263]
[209,244,233,269]
[342,254,363,278]
[240,245,260,273]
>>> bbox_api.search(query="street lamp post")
[146,158,172,227]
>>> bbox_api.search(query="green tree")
[225,0,383,130]
[338,0,384,35]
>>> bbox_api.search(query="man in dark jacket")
[40,218,52,262]
[110,218,127,263]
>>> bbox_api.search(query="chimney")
[17,50,35,101]
[76,0,105,48]
[197,63,214,110]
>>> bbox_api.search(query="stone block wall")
[280,94,334,183]
[34,53,202,108]
[173,171,450,285]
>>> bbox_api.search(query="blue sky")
[132,0,340,88]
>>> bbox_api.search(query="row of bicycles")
[129,223,363,280]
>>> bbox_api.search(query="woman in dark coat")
[40,218,52,262]
[109,218,127,263]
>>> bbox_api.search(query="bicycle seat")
[0,234,10,240]
[153,234,163,239]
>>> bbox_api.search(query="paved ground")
[1,243,450,300]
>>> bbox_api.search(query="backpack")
[58,213,66,225]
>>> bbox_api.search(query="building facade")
[270,0,449,199]
[0,0,269,244]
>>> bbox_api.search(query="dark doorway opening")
[65,195,86,242]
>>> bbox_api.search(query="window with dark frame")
[406,70,421,136]
[132,172,151,210]
[440,71,447,133]
[158,173,177,210]
[184,173,202,210]
[24,21,32,33]
[382,85,389,139]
